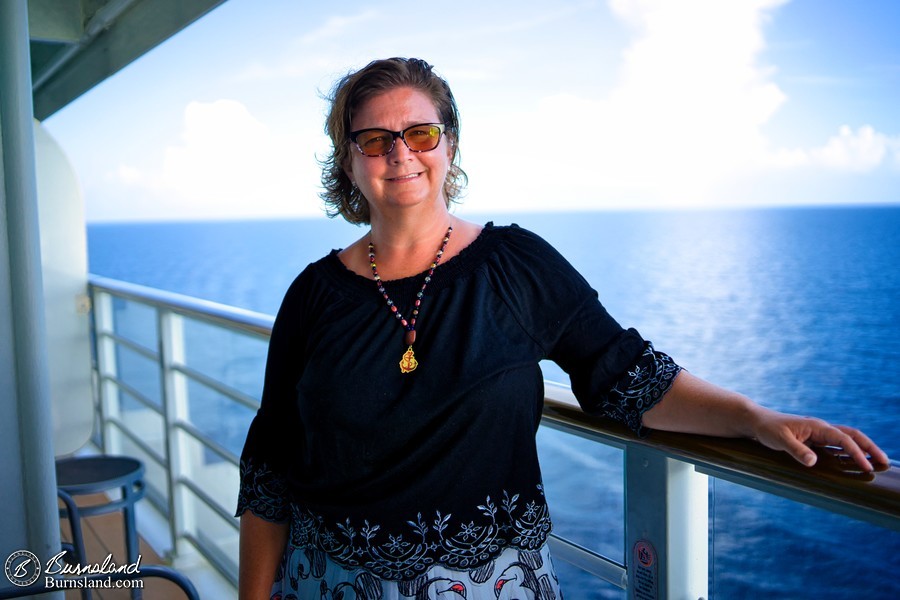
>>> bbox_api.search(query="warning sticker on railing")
[632,540,658,599]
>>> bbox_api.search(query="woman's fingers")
[814,425,873,472]
[834,425,890,466]
[760,416,889,472]
[802,422,888,472]
[755,416,819,466]
[774,426,819,467]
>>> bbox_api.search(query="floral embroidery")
[279,486,552,581]
[600,342,682,435]
[235,458,290,523]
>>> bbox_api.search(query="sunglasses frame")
[349,123,446,157]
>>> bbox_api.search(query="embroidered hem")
[235,459,290,523]
[600,343,682,435]
[288,487,553,580]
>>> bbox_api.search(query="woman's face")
[344,87,452,219]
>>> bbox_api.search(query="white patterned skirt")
[271,541,563,599]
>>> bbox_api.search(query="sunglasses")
[349,123,446,157]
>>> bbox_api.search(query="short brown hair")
[319,58,467,224]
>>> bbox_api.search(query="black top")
[236,223,681,580]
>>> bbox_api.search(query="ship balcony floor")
[59,493,193,600]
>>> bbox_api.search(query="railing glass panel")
[709,479,900,599]
[184,380,256,459]
[115,399,166,457]
[89,276,900,599]
[114,345,162,408]
[538,426,626,599]
[111,297,158,349]
[181,319,267,399]
[538,429,625,563]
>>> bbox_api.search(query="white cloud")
[98,100,327,220]
[467,0,794,209]
[159,100,324,218]
[230,10,379,83]
[766,125,900,173]
[600,0,790,199]
[463,0,900,212]
[811,125,891,171]
[232,55,342,83]
[113,165,144,185]
[298,9,379,45]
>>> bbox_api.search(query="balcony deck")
[58,491,236,599]
[57,493,170,599]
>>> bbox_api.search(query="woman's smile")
[345,87,451,216]
[386,172,422,182]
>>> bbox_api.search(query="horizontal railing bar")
[543,388,900,533]
[172,363,261,412]
[173,419,240,468]
[90,275,274,338]
[547,534,627,589]
[98,330,158,361]
[104,375,164,415]
[177,476,241,532]
[105,416,167,468]
[181,531,239,588]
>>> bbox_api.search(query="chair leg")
[57,489,92,600]
[122,502,142,600]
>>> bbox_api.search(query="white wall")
[34,120,93,455]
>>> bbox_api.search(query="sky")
[43,0,900,222]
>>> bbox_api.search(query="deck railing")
[87,275,900,598]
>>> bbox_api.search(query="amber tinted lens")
[355,130,394,156]
[403,125,442,151]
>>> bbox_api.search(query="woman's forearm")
[239,511,289,599]
[641,370,763,438]
[641,370,888,470]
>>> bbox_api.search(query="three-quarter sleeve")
[549,294,682,434]
[490,226,682,434]
[235,271,311,523]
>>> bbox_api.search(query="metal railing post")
[93,289,122,454]
[625,446,708,599]
[158,308,196,558]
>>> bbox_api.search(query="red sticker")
[635,540,655,568]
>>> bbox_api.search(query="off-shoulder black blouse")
[236,223,681,580]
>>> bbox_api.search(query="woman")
[236,57,888,599]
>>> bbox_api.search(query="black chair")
[0,489,200,600]
[55,455,146,569]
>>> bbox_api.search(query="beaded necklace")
[368,225,453,373]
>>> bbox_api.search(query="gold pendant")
[399,345,418,373]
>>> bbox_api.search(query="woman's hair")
[320,57,467,224]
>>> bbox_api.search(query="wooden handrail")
[542,390,900,532]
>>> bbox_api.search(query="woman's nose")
[388,136,413,162]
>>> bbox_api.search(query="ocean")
[88,206,900,599]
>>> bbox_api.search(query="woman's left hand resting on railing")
[641,370,890,472]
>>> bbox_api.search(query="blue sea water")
[88,206,900,599]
